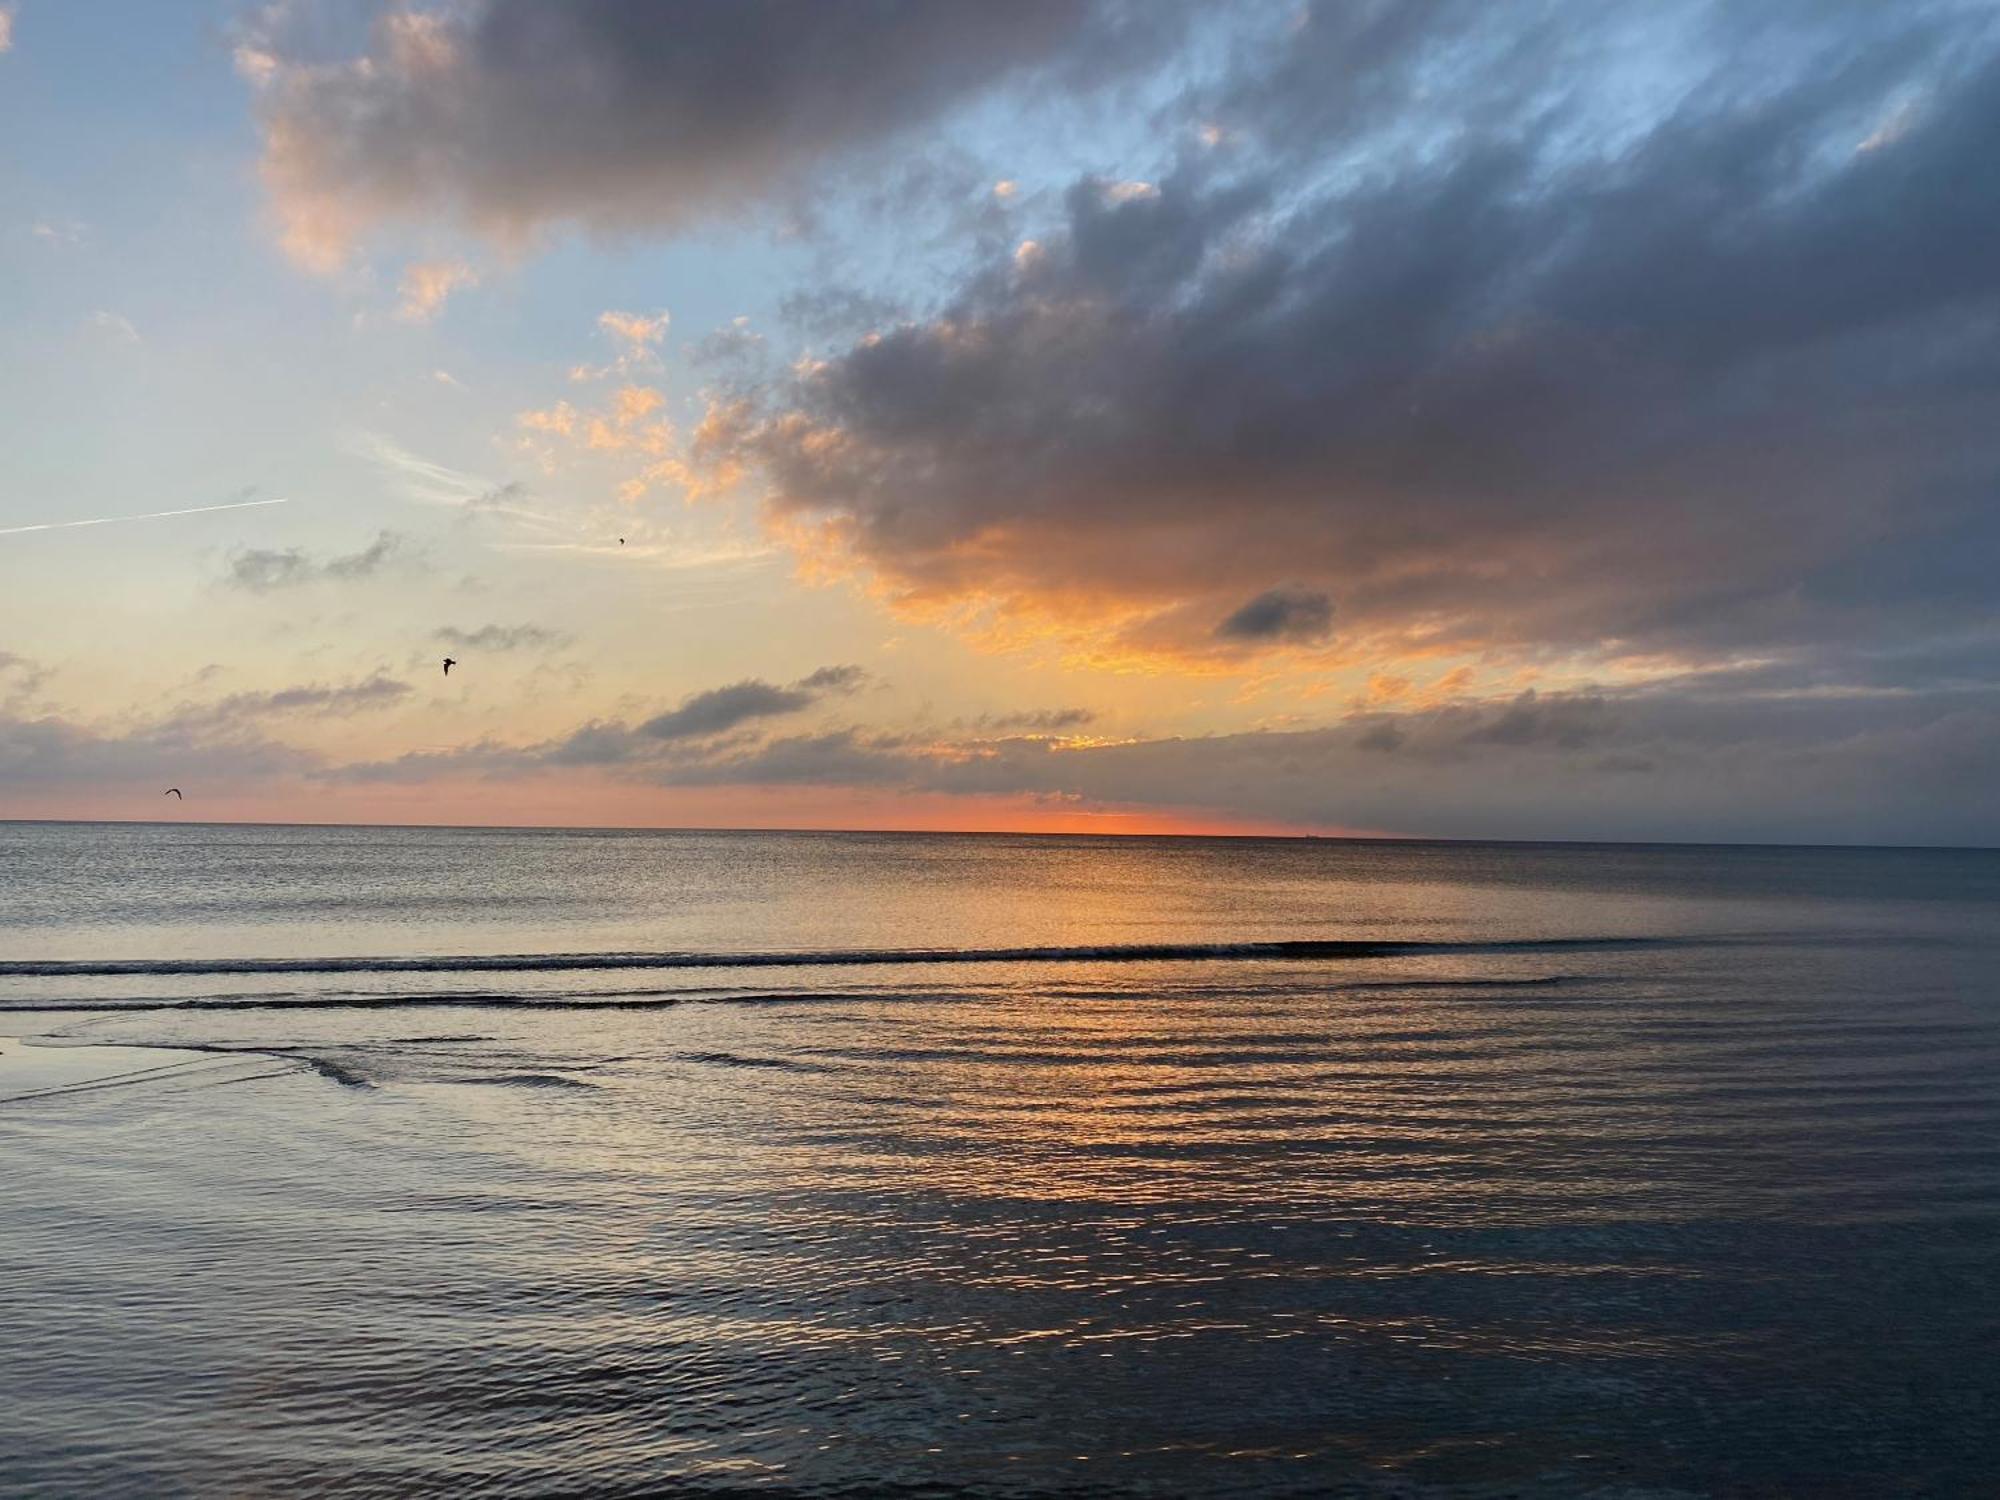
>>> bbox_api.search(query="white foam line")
[0,496,291,537]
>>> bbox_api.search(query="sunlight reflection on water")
[3,828,1998,1494]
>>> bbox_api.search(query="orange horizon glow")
[0,780,1399,840]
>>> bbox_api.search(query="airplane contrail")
[0,496,291,537]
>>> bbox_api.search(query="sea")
[1,822,1996,1498]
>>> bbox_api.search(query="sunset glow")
[3,1,1995,845]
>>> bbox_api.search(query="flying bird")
[442,657,457,676]
[164,788,183,799]
[618,537,626,545]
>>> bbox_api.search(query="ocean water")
[1,823,1997,1498]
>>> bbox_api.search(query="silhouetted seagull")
[164,788,183,799]
[442,657,456,676]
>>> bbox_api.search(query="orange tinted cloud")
[394,259,478,323]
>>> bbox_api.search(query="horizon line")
[0,814,1991,854]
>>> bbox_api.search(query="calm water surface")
[2,824,1997,1496]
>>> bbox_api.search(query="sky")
[2,0,1998,844]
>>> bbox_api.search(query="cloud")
[165,674,412,732]
[85,310,140,345]
[690,1,2000,687]
[333,664,875,784]
[355,433,497,508]
[1354,721,1405,754]
[688,317,764,369]
[973,707,1097,732]
[394,259,478,322]
[0,7,13,55]
[156,0,2000,842]
[707,687,2000,842]
[640,665,865,742]
[241,0,1174,265]
[225,530,407,590]
[0,706,321,791]
[513,377,679,497]
[570,309,668,381]
[331,672,2000,843]
[0,674,422,799]
[1216,586,1333,644]
[795,664,869,695]
[777,287,906,342]
[658,729,915,789]
[434,623,569,653]
[31,219,86,246]
[1460,691,1613,750]
[0,650,49,706]
[303,611,2000,845]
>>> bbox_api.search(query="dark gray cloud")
[0,675,408,796]
[640,681,815,742]
[1354,721,1406,754]
[434,623,568,652]
[795,664,869,694]
[706,687,2000,843]
[702,0,2000,690]
[246,0,1182,258]
[335,665,874,782]
[637,665,867,743]
[1216,587,1334,644]
[662,729,917,789]
[0,709,319,790]
[333,678,2000,844]
[226,531,406,591]
[1460,692,1612,751]
[214,0,2000,841]
[973,708,1097,733]
[225,549,306,591]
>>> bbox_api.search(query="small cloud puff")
[226,531,408,591]
[86,310,141,345]
[395,259,478,323]
[434,623,568,652]
[570,310,669,381]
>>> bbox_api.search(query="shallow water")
[2,824,1997,1496]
